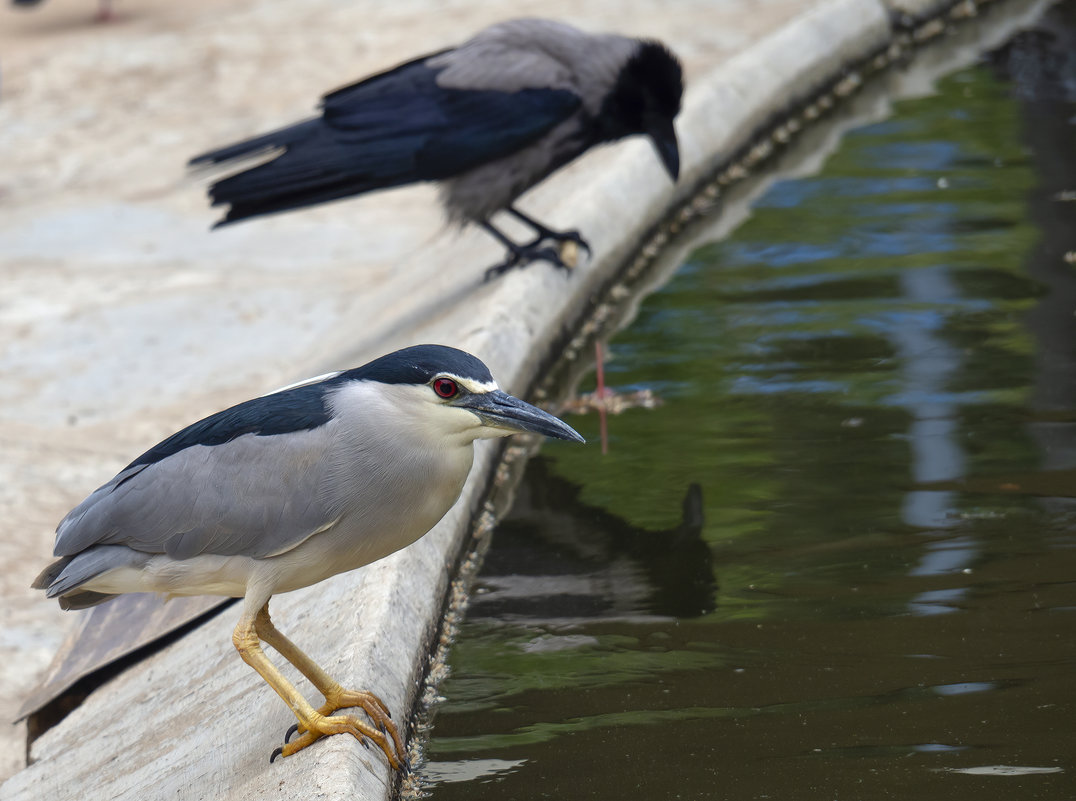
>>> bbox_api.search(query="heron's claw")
[274,688,404,768]
[278,711,399,767]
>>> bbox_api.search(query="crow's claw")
[548,229,591,257]
[505,206,591,259]
[484,244,566,281]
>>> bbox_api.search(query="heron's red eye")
[433,378,458,399]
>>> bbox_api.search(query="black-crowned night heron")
[33,344,583,768]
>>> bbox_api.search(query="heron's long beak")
[459,391,584,443]
[648,117,680,182]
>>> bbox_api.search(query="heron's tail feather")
[33,556,119,608]
[33,546,149,609]
[59,590,119,610]
[31,555,73,591]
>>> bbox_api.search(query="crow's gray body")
[429,19,637,221]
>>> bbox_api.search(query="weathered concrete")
[0,0,1046,797]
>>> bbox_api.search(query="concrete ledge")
[0,0,1035,797]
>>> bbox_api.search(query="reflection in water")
[890,221,975,614]
[426,7,1076,800]
[893,265,965,531]
[473,459,715,623]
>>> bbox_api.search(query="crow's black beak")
[648,117,680,182]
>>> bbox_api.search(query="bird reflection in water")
[473,458,716,623]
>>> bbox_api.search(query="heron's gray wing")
[53,426,341,561]
[53,377,352,561]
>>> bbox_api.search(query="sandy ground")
[0,0,819,783]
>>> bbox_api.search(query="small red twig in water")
[560,344,664,453]
[595,341,609,454]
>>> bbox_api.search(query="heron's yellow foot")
[272,709,402,767]
[288,688,393,737]
[274,689,404,768]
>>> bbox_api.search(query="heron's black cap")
[350,344,495,386]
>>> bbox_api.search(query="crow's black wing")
[193,56,581,225]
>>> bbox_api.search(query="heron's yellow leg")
[232,604,401,767]
[252,605,404,762]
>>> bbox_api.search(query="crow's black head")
[596,41,684,180]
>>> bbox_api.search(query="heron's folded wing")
[53,384,348,561]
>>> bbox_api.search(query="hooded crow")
[190,18,684,278]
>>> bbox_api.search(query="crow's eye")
[433,378,459,399]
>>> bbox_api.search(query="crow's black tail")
[188,118,321,167]
[190,118,402,226]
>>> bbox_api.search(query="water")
[423,6,1076,799]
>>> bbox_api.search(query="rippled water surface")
[425,7,1076,799]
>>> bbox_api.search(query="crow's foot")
[480,216,590,280]
[483,240,567,281]
[506,206,592,260]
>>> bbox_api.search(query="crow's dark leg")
[480,221,566,281]
[506,206,592,258]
